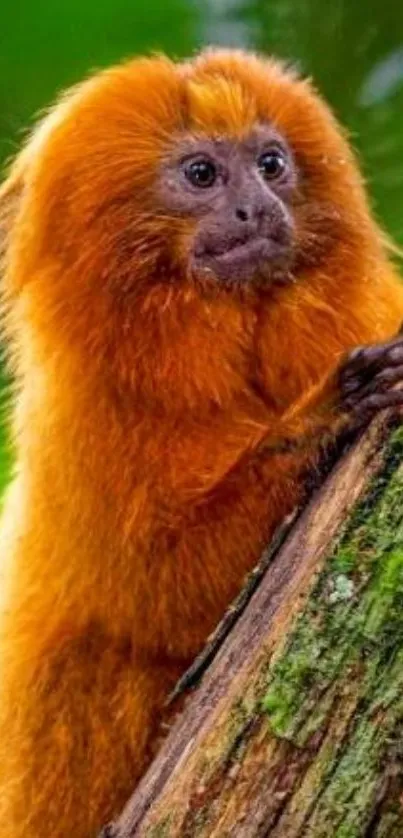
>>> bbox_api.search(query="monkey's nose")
[235,207,249,222]
[234,197,271,225]
[234,193,292,246]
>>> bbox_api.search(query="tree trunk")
[103,416,403,838]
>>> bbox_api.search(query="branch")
[102,414,403,837]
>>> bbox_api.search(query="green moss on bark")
[262,425,403,835]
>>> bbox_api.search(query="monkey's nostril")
[235,208,249,222]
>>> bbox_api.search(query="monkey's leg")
[0,622,180,838]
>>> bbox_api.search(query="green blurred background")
[0,0,402,493]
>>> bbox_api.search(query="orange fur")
[0,48,402,837]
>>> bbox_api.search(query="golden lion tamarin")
[0,48,402,837]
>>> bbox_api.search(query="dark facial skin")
[158,125,297,286]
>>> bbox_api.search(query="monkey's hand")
[337,332,403,426]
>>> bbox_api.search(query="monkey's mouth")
[192,236,290,285]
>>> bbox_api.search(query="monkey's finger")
[341,338,403,391]
[343,365,403,407]
[349,388,403,418]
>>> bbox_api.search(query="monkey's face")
[154,52,375,294]
[158,125,296,287]
[8,50,377,315]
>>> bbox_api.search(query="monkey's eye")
[184,158,217,188]
[258,149,287,181]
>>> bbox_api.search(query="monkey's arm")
[257,332,403,456]
[165,333,403,704]
[134,333,403,667]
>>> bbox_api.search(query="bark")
[103,415,403,838]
